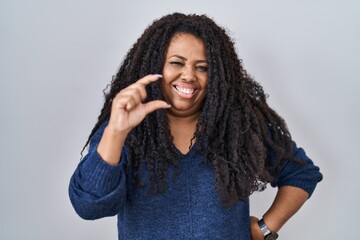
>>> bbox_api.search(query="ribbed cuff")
[79,145,127,196]
[277,179,319,198]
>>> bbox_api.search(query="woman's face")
[161,33,209,118]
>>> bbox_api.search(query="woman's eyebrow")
[169,55,208,63]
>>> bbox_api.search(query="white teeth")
[175,86,195,95]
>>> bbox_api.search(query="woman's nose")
[181,66,196,82]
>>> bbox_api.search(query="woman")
[69,13,322,239]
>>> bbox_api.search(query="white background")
[1,0,359,239]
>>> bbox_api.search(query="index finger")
[137,74,163,86]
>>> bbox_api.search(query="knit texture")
[69,122,322,239]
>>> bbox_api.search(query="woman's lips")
[173,84,198,99]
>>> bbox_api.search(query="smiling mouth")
[174,85,197,95]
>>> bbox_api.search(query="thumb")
[144,100,171,114]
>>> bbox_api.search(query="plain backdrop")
[1,0,359,239]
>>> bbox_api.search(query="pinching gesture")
[97,74,170,165]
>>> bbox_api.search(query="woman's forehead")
[166,33,206,56]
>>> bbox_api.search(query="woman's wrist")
[97,126,128,165]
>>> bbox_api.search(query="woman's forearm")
[263,185,309,232]
[97,125,129,165]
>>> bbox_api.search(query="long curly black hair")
[82,12,298,207]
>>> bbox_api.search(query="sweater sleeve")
[68,121,128,220]
[270,141,323,197]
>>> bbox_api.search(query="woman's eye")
[196,66,208,72]
[170,61,184,66]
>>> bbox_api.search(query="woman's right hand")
[97,74,169,165]
[107,74,170,134]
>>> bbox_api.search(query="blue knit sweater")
[69,122,322,239]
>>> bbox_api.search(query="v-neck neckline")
[174,141,198,158]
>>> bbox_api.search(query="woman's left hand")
[250,216,264,240]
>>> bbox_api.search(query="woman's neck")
[166,112,199,154]
[166,112,199,128]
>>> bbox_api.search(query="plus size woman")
[69,13,322,240]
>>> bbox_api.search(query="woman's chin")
[166,105,200,117]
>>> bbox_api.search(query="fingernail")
[153,74,163,78]
[164,104,171,109]
[125,104,131,110]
